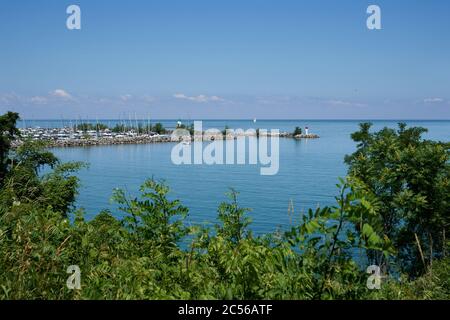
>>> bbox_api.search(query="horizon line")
[15,118,450,121]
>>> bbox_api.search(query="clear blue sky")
[1,0,449,119]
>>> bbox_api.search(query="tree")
[222,125,230,136]
[216,189,252,245]
[152,123,166,134]
[0,112,84,218]
[112,179,189,252]
[284,178,393,299]
[74,123,108,132]
[0,112,20,184]
[293,127,302,136]
[345,122,450,276]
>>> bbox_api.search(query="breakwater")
[12,127,319,148]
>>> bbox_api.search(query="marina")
[13,123,319,148]
[15,126,172,147]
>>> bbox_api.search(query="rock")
[294,134,320,139]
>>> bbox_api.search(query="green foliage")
[284,178,392,299]
[112,179,189,251]
[216,189,252,245]
[222,125,230,136]
[370,258,450,300]
[293,127,302,136]
[110,123,166,134]
[0,111,20,184]
[152,123,166,134]
[0,174,373,300]
[0,139,84,218]
[111,124,128,133]
[74,123,108,132]
[345,122,450,276]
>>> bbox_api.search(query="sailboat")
[253,118,257,123]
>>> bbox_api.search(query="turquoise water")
[48,120,449,235]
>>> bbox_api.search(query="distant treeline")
[73,122,167,134]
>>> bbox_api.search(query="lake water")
[39,120,449,235]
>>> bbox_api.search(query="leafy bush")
[345,123,450,276]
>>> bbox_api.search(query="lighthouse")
[305,126,309,135]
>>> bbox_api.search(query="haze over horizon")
[1,0,450,119]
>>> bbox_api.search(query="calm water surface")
[44,120,449,235]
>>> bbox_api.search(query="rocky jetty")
[12,134,172,148]
[293,134,320,139]
[12,127,319,149]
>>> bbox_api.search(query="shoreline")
[12,131,320,148]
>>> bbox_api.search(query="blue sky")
[1,0,449,119]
